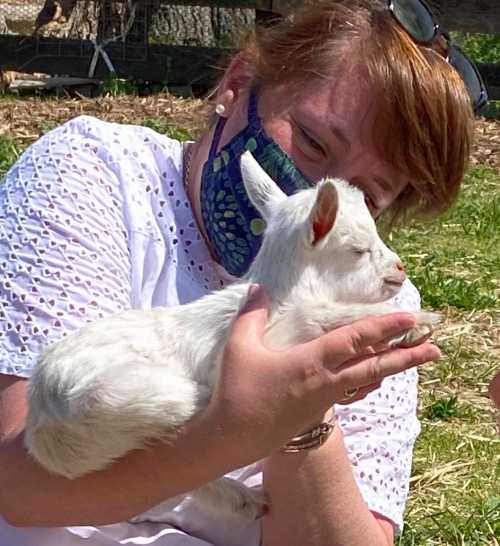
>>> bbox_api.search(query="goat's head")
[240,151,406,304]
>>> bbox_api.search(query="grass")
[0,136,21,178]
[0,105,498,545]
[452,32,500,64]
[422,394,460,421]
[389,166,500,545]
[142,117,193,141]
[389,167,500,311]
[449,32,500,120]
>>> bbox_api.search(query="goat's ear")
[240,151,286,220]
[308,180,338,247]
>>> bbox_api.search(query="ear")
[308,180,338,246]
[214,53,253,115]
[240,151,286,221]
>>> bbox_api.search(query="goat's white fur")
[25,151,439,520]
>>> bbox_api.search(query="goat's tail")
[25,368,209,479]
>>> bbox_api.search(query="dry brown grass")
[0,92,211,142]
[0,90,498,173]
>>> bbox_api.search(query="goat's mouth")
[383,277,405,288]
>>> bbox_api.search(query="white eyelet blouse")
[0,116,422,545]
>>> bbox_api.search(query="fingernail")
[247,283,261,302]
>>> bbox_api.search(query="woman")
[0,1,481,545]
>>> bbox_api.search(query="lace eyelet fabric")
[0,116,421,544]
[0,116,228,377]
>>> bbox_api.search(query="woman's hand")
[206,284,441,458]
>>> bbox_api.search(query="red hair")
[232,0,475,220]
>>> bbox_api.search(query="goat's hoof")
[196,479,268,521]
[389,311,442,348]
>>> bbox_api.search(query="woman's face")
[216,72,411,217]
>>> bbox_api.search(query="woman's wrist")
[297,408,335,436]
[198,397,275,468]
[280,408,336,454]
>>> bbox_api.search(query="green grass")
[142,117,193,141]
[423,394,460,421]
[450,32,500,119]
[390,167,500,311]
[390,166,500,545]
[101,75,139,97]
[452,32,500,64]
[38,119,59,134]
[0,136,22,178]
[399,419,499,546]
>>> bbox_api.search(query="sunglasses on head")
[388,0,488,112]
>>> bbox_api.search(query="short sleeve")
[0,117,132,378]
[335,279,422,534]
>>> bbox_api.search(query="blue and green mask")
[200,91,314,277]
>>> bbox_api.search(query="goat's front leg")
[266,301,440,349]
[387,311,441,348]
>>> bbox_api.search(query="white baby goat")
[25,151,438,520]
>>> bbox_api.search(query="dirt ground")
[0,92,499,173]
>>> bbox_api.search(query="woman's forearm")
[262,424,393,546]
[0,407,252,528]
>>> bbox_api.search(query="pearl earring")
[215,104,226,116]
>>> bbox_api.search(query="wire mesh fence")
[0,1,44,35]
[0,1,256,88]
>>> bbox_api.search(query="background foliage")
[453,32,500,63]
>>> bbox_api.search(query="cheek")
[351,259,391,302]
[263,118,328,181]
[334,259,380,300]
[263,116,294,153]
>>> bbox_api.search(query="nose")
[383,259,407,287]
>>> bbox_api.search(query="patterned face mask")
[200,91,314,277]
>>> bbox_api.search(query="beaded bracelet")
[281,414,336,454]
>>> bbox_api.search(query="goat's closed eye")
[352,248,371,255]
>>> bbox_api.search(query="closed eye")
[295,123,327,158]
[352,248,371,255]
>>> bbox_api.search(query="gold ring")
[342,387,359,401]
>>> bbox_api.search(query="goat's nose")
[395,261,405,273]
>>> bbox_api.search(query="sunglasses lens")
[448,46,487,110]
[391,0,436,43]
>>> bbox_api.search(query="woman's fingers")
[314,313,417,366]
[338,342,441,390]
[226,295,440,412]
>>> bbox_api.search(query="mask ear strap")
[247,90,261,130]
[208,116,227,162]
[208,90,260,163]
